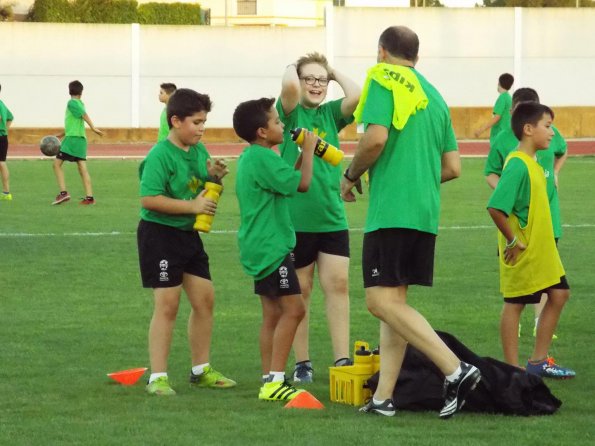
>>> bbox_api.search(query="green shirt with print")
[65,99,86,138]
[139,140,212,231]
[490,92,512,145]
[158,108,169,142]
[276,99,352,232]
[0,100,13,136]
[487,156,531,227]
[359,71,458,235]
[485,126,567,238]
[236,144,302,280]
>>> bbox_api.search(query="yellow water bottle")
[289,128,344,166]
[353,341,373,374]
[193,182,223,233]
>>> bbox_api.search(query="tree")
[411,0,444,6]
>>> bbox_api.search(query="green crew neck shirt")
[65,99,86,138]
[490,91,512,145]
[236,144,302,280]
[158,108,169,142]
[0,100,14,136]
[276,99,352,232]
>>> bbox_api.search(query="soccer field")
[1,157,594,445]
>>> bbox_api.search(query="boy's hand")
[300,130,318,156]
[93,128,103,136]
[207,158,229,182]
[504,241,526,265]
[193,189,217,215]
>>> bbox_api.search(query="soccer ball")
[40,135,61,157]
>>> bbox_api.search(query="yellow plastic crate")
[329,365,374,406]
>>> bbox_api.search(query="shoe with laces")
[526,357,575,379]
[359,398,396,417]
[0,193,12,201]
[80,197,96,205]
[52,192,70,205]
[259,379,304,401]
[189,365,236,388]
[440,362,481,419]
[293,361,314,383]
[146,376,176,396]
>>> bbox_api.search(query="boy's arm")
[553,151,568,188]
[474,114,501,138]
[294,130,317,192]
[329,67,361,118]
[441,150,461,183]
[487,207,526,264]
[486,173,500,189]
[142,190,216,216]
[82,113,103,136]
[279,64,301,117]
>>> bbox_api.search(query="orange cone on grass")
[107,367,148,385]
[284,391,325,410]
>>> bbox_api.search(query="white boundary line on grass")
[1,223,594,238]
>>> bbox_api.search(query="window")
[237,0,257,15]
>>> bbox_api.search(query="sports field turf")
[1,157,593,445]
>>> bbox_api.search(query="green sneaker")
[146,376,176,396]
[189,365,236,388]
[259,379,304,401]
[0,193,12,201]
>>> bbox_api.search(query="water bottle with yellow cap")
[289,128,344,166]
[193,182,222,233]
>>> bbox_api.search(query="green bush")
[28,0,77,22]
[138,2,201,25]
[0,1,14,21]
[74,0,138,24]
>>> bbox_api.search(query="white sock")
[191,362,210,376]
[269,371,285,383]
[149,372,167,383]
[445,364,462,382]
[373,397,388,405]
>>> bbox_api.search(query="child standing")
[233,97,317,401]
[52,80,103,205]
[0,84,13,201]
[487,102,575,378]
[157,83,177,142]
[474,73,514,145]
[138,88,236,396]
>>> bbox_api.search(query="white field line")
[1,223,594,238]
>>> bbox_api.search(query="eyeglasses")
[300,75,329,87]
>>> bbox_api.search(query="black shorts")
[0,135,7,161]
[363,228,436,288]
[254,254,301,297]
[137,220,211,288]
[57,151,85,162]
[293,230,350,268]
[504,276,570,304]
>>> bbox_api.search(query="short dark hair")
[378,26,419,62]
[69,80,83,96]
[512,87,539,107]
[498,73,514,90]
[511,102,554,141]
[160,83,177,95]
[233,98,276,143]
[166,88,212,129]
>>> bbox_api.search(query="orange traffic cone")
[284,391,325,410]
[107,367,147,385]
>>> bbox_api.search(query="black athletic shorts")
[363,228,436,288]
[57,151,85,162]
[137,219,211,288]
[504,275,570,304]
[293,230,350,268]
[254,254,301,297]
[0,135,7,161]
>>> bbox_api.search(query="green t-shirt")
[490,92,512,145]
[359,71,458,235]
[276,99,352,232]
[158,107,169,142]
[139,139,212,231]
[487,157,531,227]
[236,144,302,280]
[65,99,86,138]
[485,126,567,237]
[0,100,14,136]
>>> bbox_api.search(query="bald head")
[379,26,419,62]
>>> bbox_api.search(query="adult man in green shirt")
[0,83,14,200]
[341,26,480,419]
[474,73,514,145]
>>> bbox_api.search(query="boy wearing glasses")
[278,53,361,383]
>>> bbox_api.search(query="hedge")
[138,2,202,25]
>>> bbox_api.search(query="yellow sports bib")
[498,151,565,297]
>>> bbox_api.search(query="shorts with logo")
[504,275,569,304]
[137,219,211,288]
[254,253,301,297]
[363,228,436,288]
[0,135,8,161]
[293,230,350,268]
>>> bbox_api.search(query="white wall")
[1,7,594,128]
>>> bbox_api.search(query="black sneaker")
[359,398,396,417]
[334,357,354,367]
[293,361,313,383]
[439,362,481,419]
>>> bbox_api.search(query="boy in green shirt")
[0,84,14,201]
[474,73,514,145]
[487,102,574,379]
[278,52,361,382]
[157,83,177,142]
[52,80,103,205]
[138,88,235,396]
[233,97,318,401]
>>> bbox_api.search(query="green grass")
[1,157,594,445]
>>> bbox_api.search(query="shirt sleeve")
[7,108,13,121]
[552,127,568,157]
[443,115,458,153]
[139,151,169,197]
[256,151,301,197]
[485,139,505,176]
[487,157,527,215]
[68,100,86,118]
[492,93,507,117]
[328,98,354,131]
